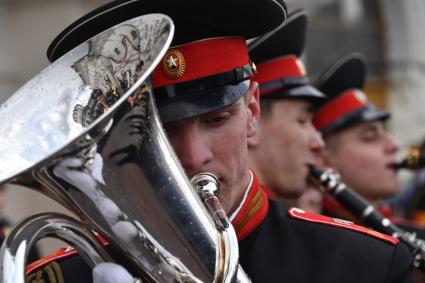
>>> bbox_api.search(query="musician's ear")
[246,81,260,147]
[320,137,340,168]
[320,134,341,168]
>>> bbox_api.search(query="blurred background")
[1,0,425,254]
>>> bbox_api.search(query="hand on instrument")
[93,262,139,283]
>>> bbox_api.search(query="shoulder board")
[25,246,78,275]
[25,259,65,283]
[288,207,399,246]
[26,232,110,275]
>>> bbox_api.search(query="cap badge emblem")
[162,49,186,80]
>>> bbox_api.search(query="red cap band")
[253,55,306,96]
[152,37,249,88]
[313,89,368,131]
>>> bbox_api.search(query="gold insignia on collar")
[161,49,186,80]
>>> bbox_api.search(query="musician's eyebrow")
[359,123,379,133]
[303,104,314,114]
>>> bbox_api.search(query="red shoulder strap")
[288,207,399,246]
[25,246,78,275]
[26,233,110,275]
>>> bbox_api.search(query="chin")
[276,184,305,199]
[377,186,400,199]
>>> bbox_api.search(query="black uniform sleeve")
[385,242,418,283]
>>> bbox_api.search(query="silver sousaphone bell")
[0,14,249,283]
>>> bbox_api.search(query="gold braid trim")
[44,263,57,283]
[236,190,263,233]
[26,269,44,283]
[25,261,64,283]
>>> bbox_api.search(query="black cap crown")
[316,52,366,99]
[47,0,287,62]
[47,0,287,123]
[249,10,325,105]
[249,9,306,61]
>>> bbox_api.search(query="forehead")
[333,120,386,143]
[271,98,313,113]
[351,120,386,133]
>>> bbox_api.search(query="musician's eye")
[361,129,379,142]
[204,112,231,126]
[297,112,312,127]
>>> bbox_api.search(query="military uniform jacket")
[238,201,416,282]
[26,171,417,282]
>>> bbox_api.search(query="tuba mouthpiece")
[191,173,229,231]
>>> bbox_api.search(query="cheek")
[280,124,310,159]
[268,123,308,170]
[346,146,382,168]
[333,146,383,183]
[230,126,248,169]
[212,119,248,171]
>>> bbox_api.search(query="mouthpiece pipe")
[191,172,251,283]
[393,147,425,170]
[191,173,228,231]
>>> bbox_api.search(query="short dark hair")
[260,98,274,119]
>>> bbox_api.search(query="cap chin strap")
[259,76,309,95]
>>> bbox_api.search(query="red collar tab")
[254,55,306,96]
[288,207,399,245]
[232,172,269,241]
[263,185,279,200]
[153,37,250,88]
[313,89,368,131]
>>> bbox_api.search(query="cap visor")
[263,84,326,107]
[156,81,249,123]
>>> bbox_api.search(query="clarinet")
[308,166,425,271]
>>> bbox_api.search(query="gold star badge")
[161,49,186,80]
